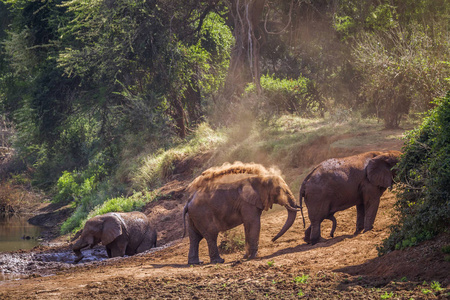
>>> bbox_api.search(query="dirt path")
[1,192,449,299]
[1,128,449,299]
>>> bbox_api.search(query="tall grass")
[131,123,227,189]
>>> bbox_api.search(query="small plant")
[422,288,432,295]
[431,281,443,292]
[297,289,304,296]
[400,276,408,282]
[380,291,394,299]
[294,274,309,284]
[267,260,274,267]
[441,245,450,254]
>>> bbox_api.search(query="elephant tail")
[298,165,319,228]
[299,181,307,229]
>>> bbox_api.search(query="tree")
[353,26,450,128]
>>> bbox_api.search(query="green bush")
[53,163,106,204]
[379,92,450,254]
[54,171,80,203]
[245,75,323,117]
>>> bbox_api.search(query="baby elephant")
[72,211,157,263]
[300,150,401,245]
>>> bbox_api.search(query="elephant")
[183,162,304,265]
[299,150,401,245]
[72,211,157,263]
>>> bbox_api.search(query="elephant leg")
[109,240,127,258]
[187,222,204,265]
[327,214,337,238]
[310,221,322,245]
[354,203,365,235]
[106,247,112,258]
[136,230,157,254]
[125,245,135,256]
[243,219,261,259]
[205,232,224,264]
[135,241,151,254]
[304,225,312,243]
[363,188,383,232]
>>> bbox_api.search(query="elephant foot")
[363,226,373,233]
[210,257,225,264]
[188,259,204,265]
[243,253,257,260]
[353,228,363,236]
[310,237,321,245]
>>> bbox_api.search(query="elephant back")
[119,212,152,251]
[188,162,281,193]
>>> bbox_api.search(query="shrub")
[353,26,450,129]
[245,75,324,117]
[53,163,106,204]
[379,92,450,254]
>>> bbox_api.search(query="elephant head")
[367,150,402,188]
[72,213,124,263]
[244,175,303,242]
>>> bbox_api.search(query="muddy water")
[0,244,168,281]
[0,247,109,281]
[0,215,42,252]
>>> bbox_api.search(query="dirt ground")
[1,129,449,299]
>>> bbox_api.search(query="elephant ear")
[241,182,264,210]
[101,214,123,245]
[257,176,275,211]
[367,154,393,188]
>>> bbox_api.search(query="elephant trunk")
[286,190,305,228]
[72,238,88,264]
[271,208,297,242]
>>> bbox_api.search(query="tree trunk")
[223,0,265,99]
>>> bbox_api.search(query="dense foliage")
[245,75,323,117]
[380,92,450,253]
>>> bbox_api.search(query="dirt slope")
[1,128,449,299]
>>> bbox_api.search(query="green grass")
[293,274,309,284]
[131,122,227,190]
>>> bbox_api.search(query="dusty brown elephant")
[300,150,401,245]
[183,162,304,265]
[72,211,157,263]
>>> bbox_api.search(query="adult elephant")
[72,211,157,263]
[300,150,401,245]
[183,162,304,265]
